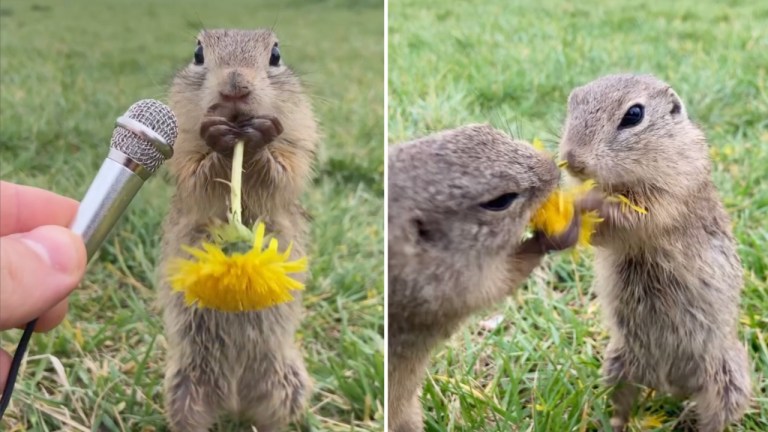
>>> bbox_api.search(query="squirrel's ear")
[398,211,434,245]
[666,87,686,118]
[402,213,439,245]
[413,218,436,243]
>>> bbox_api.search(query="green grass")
[0,0,383,430]
[389,0,767,430]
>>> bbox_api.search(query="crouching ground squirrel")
[158,29,319,431]
[561,73,751,432]
[388,124,581,432]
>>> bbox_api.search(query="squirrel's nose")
[219,88,251,102]
[220,70,252,101]
[564,150,586,175]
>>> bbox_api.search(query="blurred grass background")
[0,0,384,430]
[389,0,767,430]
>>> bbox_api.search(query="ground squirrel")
[388,124,580,432]
[560,73,751,432]
[157,29,319,432]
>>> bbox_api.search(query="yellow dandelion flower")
[166,140,309,312]
[528,144,650,249]
[610,194,648,215]
[530,188,575,236]
[530,180,601,247]
[168,222,307,312]
[638,412,667,429]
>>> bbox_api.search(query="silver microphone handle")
[68,149,151,260]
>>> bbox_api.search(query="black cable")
[0,319,37,419]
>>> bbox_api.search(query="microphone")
[0,99,178,418]
[70,99,178,256]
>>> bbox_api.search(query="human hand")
[0,181,87,390]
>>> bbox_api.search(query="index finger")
[0,181,79,236]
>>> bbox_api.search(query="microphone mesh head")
[110,99,179,173]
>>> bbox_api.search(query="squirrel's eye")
[480,192,519,212]
[194,42,204,65]
[269,44,281,67]
[619,104,644,129]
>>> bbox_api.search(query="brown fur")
[560,73,751,432]
[388,124,578,432]
[158,29,319,432]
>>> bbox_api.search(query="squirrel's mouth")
[205,102,252,123]
[565,165,593,183]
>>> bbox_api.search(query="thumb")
[0,225,87,329]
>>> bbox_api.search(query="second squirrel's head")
[169,29,317,152]
[559,73,709,194]
[388,124,560,263]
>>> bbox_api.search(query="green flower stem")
[229,140,245,226]
[211,140,252,250]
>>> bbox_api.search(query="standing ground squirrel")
[157,29,319,432]
[388,124,580,432]
[561,73,751,432]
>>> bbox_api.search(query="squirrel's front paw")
[519,213,581,255]
[236,114,284,153]
[200,115,240,157]
[575,189,608,215]
[200,104,284,157]
[576,189,625,228]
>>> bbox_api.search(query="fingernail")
[18,228,81,274]
[19,237,52,266]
